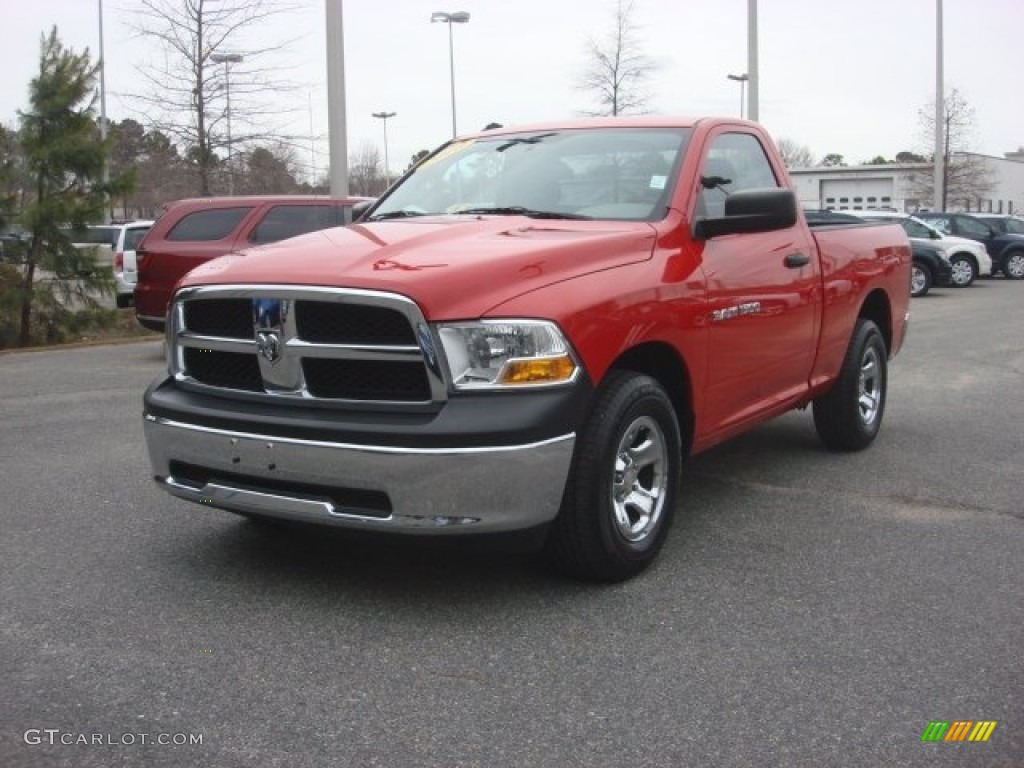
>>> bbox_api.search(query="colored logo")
[921,721,997,742]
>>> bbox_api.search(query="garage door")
[821,178,894,211]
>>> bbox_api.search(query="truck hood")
[179,215,657,319]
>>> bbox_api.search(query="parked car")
[62,225,117,276]
[804,210,950,297]
[916,212,1024,279]
[970,214,1024,279]
[852,210,990,287]
[134,196,371,331]
[111,220,154,307]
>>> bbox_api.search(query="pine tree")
[14,27,133,346]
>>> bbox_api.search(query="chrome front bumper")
[144,414,575,534]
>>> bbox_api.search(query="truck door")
[696,131,820,435]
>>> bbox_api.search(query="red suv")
[134,196,369,331]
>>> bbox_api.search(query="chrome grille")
[169,285,446,406]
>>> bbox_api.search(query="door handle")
[784,252,810,268]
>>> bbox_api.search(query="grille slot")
[184,299,252,339]
[184,348,263,391]
[169,461,392,518]
[303,358,430,401]
[296,301,416,344]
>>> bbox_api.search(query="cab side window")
[956,216,992,238]
[696,133,780,219]
[249,205,336,245]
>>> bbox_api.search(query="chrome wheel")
[950,256,975,287]
[910,265,929,297]
[858,346,882,426]
[1005,252,1024,279]
[612,415,668,543]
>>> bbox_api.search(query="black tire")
[116,294,133,309]
[910,262,932,297]
[545,371,681,582]
[1003,250,1024,279]
[813,319,887,452]
[949,255,976,287]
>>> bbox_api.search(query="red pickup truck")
[143,117,911,581]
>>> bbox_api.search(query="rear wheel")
[545,371,681,582]
[910,262,932,297]
[813,319,887,452]
[949,255,976,287]
[1004,250,1024,279]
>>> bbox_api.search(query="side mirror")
[350,200,374,223]
[694,187,797,239]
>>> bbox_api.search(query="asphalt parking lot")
[1,280,1021,767]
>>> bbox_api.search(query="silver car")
[113,220,154,308]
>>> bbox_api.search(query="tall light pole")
[747,0,759,122]
[372,111,396,189]
[727,73,748,119]
[211,52,243,195]
[98,0,110,221]
[326,0,349,196]
[431,11,470,138]
[934,0,945,211]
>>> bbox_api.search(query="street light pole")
[431,11,470,138]
[371,111,396,189]
[727,73,748,119]
[211,52,243,195]
[98,0,110,221]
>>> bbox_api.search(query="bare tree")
[913,88,996,210]
[128,0,303,196]
[578,0,656,116]
[776,138,816,169]
[349,143,385,197]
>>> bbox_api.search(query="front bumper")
[143,378,588,534]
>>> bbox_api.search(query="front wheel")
[910,262,932,297]
[949,255,977,287]
[813,319,888,452]
[1003,250,1024,279]
[545,371,681,582]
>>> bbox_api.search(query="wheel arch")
[858,288,893,354]
[949,249,979,269]
[606,341,694,455]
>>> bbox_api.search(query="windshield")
[904,217,939,239]
[367,127,691,223]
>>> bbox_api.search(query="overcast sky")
[2,0,1021,182]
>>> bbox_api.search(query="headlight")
[436,320,579,390]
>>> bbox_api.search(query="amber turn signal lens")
[498,355,576,385]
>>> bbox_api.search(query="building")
[789,151,1024,215]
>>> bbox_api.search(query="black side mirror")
[350,200,374,223]
[694,187,797,239]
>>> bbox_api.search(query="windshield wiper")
[495,132,558,152]
[364,209,431,222]
[454,206,593,221]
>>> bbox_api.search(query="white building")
[788,151,1024,215]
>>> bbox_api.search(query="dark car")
[804,209,950,297]
[134,195,371,332]
[916,212,1024,279]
